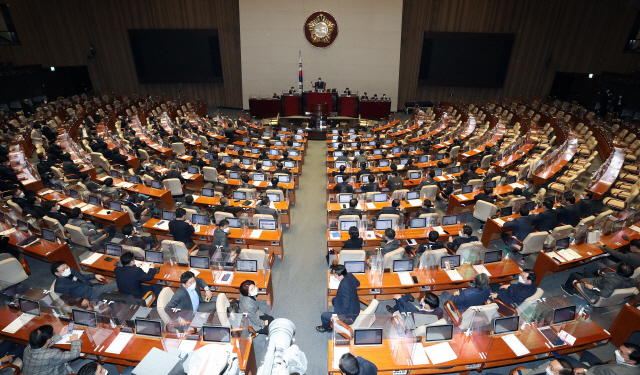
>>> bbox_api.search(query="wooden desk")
[608,302,640,347]
[586,148,625,200]
[192,195,291,228]
[38,190,132,229]
[480,208,545,247]
[446,181,525,215]
[533,138,578,189]
[220,178,296,206]
[360,100,391,119]
[94,176,174,207]
[493,143,536,172]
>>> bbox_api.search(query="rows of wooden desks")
[532,138,578,189]
[586,148,625,200]
[446,181,526,215]
[142,218,285,260]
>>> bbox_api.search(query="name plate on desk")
[466,364,481,370]
[271,241,279,246]
[370,289,381,294]
[392,371,408,375]
[420,286,431,291]
[535,353,550,359]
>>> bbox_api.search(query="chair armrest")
[21,258,31,275]
[189,244,199,256]
[510,367,528,375]
[153,244,162,251]
[0,363,21,375]
[491,298,518,316]
[359,297,371,307]
[508,236,524,252]
[598,267,618,276]
[88,232,109,246]
[331,318,354,339]
[142,291,156,308]
[573,280,599,305]
[444,300,462,327]
[267,252,275,268]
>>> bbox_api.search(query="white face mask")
[459,231,464,237]
[187,283,197,291]
[518,276,526,284]
[223,227,230,233]
[18,193,24,199]
[615,350,631,365]
[545,367,555,375]
[250,287,258,297]
[60,268,71,277]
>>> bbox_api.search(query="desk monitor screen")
[19,297,41,317]
[418,155,429,163]
[111,170,121,179]
[262,160,273,167]
[229,172,240,180]
[190,255,210,269]
[335,175,344,183]
[442,215,457,226]
[353,328,383,346]
[553,305,576,325]
[232,191,246,200]
[410,218,426,228]
[379,160,390,167]
[205,153,213,160]
[202,188,214,197]
[340,220,358,231]
[425,324,453,342]
[69,189,79,198]
[145,176,153,186]
[290,150,299,157]
[263,131,271,137]
[266,193,281,203]
[135,319,162,337]
[242,158,252,166]
[393,259,413,273]
[223,156,232,164]
[154,158,164,166]
[338,194,353,203]
[461,185,473,194]
[253,173,265,182]
[375,220,393,230]
[151,180,163,190]
[369,141,376,146]
[335,161,346,169]
[500,206,513,217]
[524,201,536,211]
[484,250,502,264]
[385,139,392,144]
[344,261,366,274]
[259,220,277,230]
[0,211,5,223]
[192,214,208,225]
[493,316,519,335]
[227,218,241,228]
[485,180,496,188]
[555,237,570,250]
[334,151,344,157]
[407,191,420,200]
[129,175,140,184]
[42,228,56,243]
[373,193,387,202]
[72,309,97,327]
[109,201,122,213]
[451,166,461,174]
[106,244,122,257]
[434,169,443,177]
[440,255,461,269]
[275,141,284,147]
[269,149,279,156]
[162,210,175,221]
[507,176,517,184]
[251,148,260,154]
[373,149,382,155]
[361,175,370,183]
[89,195,100,206]
[409,172,421,180]
[236,259,258,273]
[17,220,28,232]
[187,166,199,174]
[400,158,408,165]
[284,161,295,169]
[278,175,290,183]
[392,147,401,154]
[436,154,445,160]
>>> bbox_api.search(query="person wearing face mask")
[439,273,490,310]
[22,324,81,375]
[516,358,573,375]
[51,261,117,302]
[317,264,360,332]
[522,178,536,200]
[553,343,640,375]
[489,270,537,306]
[239,280,274,334]
[165,271,216,318]
[447,225,478,252]
[77,361,113,375]
[68,207,115,241]
[211,219,241,254]
[43,201,69,226]
[385,292,443,321]
[9,188,29,209]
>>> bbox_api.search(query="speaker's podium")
[303,90,336,114]
[281,93,302,116]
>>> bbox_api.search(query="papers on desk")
[97,209,111,216]
[456,194,467,200]
[253,181,262,187]
[510,182,525,189]
[0,228,16,236]
[557,249,581,261]
[494,218,505,226]
[40,189,54,195]
[501,334,530,356]
[59,197,75,205]
[548,251,566,263]
[189,268,200,276]
[356,202,363,210]
[181,172,193,179]
[473,265,492,277]
[630,225,640,234]
[445,269,463,281]
[366,202,376,210]
[434,176,445,182]
[329,277,341,290]
[424,342,457,364]
[73,202,87,209]
[365,231,376,240]
[558,330,576,346]
[178,339,198,353]
[105,332,134,354]
[397,164,405,170]
[2,314,35,333]
[57,330,84,344]
[398,272,414,285]
[154,220,170,230]
[82,252,103,266]
[97,176,109,181]
[333,346,350,369]
[330,231,341,239]
[116,182,135,188]
[431,226,446,235]
[269,202,276,209]
[250,230,263,238]
[216,271,234,285]
[407,199,422,206]
[135,261,153,273]
[81,204,96,212]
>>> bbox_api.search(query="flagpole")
[298,51,303,93]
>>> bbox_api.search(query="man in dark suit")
[314,78,324,90]
[51,261,117,302]
[338,353,377,375]
[414,199,435,218]
[562,262,639,300]
[440,273,490,309]
[318,265,360,332]
[114,251,161,302]
[10,188,29,209]
[501,206,534,244]
[337,199,362,218]
[288,86,296,94]
[373,199,403,221]
[23,195,48,219]
[531,199,558,232]
[43,201,69,226]
[475,187,495,203]
[415,170,439,192]
[343,88,352,95]
[356,162,371,182]
[110,147,129,168]
[416,231,447,254]
[333,180,354,194]
[386,292,443,320]
[361,92,368,100]
[256,196,278,220]
[448,225,479,252]
[162,163,185,184]
[556,196,581,227]
[212,197,243,217]
[165,271,215,319]
[62,153,82,178]
[36,153,56,180]
[98,142,113,160]
[490,269,537,306]
[522,178,536,200]
[386,166,404,192]
[169,208,195,247]
[576,190,594,218]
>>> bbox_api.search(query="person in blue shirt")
[114,251,162,304]
[501,206,534,245]
[386,292,443,317]
[51,261,117,302]
[489,270,537,306]
[317,265,360,332]
[440,273,490,309]
[339,352,378,375]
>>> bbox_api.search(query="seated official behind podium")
[386,292,443,317]
[317,265,360,332]
[337,199,362,218]
[288,86,295,94]
[314,78,324,90]
[165,271,216,317]
[114,251,162,303]
[343,226,364,250]
[501,206,534,246]
[339,353,378,375]
[51,261,117,302]
[23,324,81,375]
[489,269,537,306]
[440,273,490,309]
[239,280,274,335]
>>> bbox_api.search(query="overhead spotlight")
[50,67,55,71]
[589,74,593,79]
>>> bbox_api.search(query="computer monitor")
[189,255,210,269]
[42,228,56,243]
[129,175,140,184]
[493,316,519,335]
[109,201,122,213]
[263,160,273,167]
[135,319,162,337]
[344,261,366,274]
[236,259,258,273]
[461,185,473,194]
[433,169,443,177]
[111,170,121,179]
[192,214,208,225]
[143,250,163,264]
[400,158,408,165]
[335,175,344,183]
[392,146,401,154]
[361,175,370,183]
[436,154,445,160]
[373,193,387,202]
[278,175,290,183]
[339,220,358,232]
[338,194,353,203]
[202,188,214,197]
[151,180,163,189]
[555,237,570,250]
[409,172,421,180]
[451,166,461,174]
[425,324,453,342]
[154,158,163,166]
[378,160,390,167]
[162,210,176,221]
[259,220,277,230]
[227,218,241,228]
[500,206,513,217]
[269,149,279,156]
[524,201,536,211]
[334,151,344,157]
[484,250,503,264]
[187,166,198,174]
[72,309,97,327]
[253,173,265,182]
[205,153,213,160]
[16,220,28,232]
[242,158,252,166]
[407,191,419,200]
[106,244,122,257]
[232,191,246,200]
[251,148,259,154]
[410,218,426,228]
[223,156,232,163]
[375,220,393,230]
[353,328,383,346]
[68,189,79,198]
[229,172,240,180]
[266,193,281,203]
[507,176,517,184]
[284,161,295,169]
[440,255,461,269]
[373,149,382,155]
[393,259,413,272]
[18,297,41,317]
[290,150,299,157]
[442,215,457,226]
[485,180,496,188]
[88,195,100,206]
[418,155,429,163]
[552,306,576,325]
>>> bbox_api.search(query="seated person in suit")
[556,195,581,227]
[110,147,129,168]
[365,228,401,260]
[51,261,117,302]
[314,77,324,90]
[162,163,185,184]
[101,177,119,200]
[386,166,404,192]
[337,198,362,219]
[183,194,204,215]
[361,92,369,100]
[114,251,161,303]
[272,93,279,99]
[577,190,594,218]
[212,197,242,218]
[23,195,48,219]
[373,199,403,221]
[68,207,115,239]
[239,280,274,335]
[568,343,640,375]
[483,165,499,181]
[360,179,380,193]
[561,262,639,299]
[23,324,82,375]
[268,177,285,192]
[343,87,352,95]
[475,187,496,203]
[501,206,534,245]
[288,86,295,94]
[448,225,478,252]
[517,358,573,375]
[10,188,29,209]
[317,265,360,332]
[386,292,443,319]
[334,180,354,194]
[165,271,216,319]
[356,162,371,182]
[256,196,278,220]
[332,164,348,178]
[343,226,363,250]
[599,239,640,269]
[338,353,377,375]
[440,273,490,310]
[414,199,435,218]
[169,208,195,247]
[415,230,447,254]
[415,170,438,191]
[120,223,155,249]
[496,187,523,206]
[43,201,69,226]
[489,269,537,306]
[381,94,389,101]
[405,158,419,171]
[531,198,558,232]
[522,178,536,200]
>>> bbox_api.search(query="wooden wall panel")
[0,0,242,108]
[399,0,640,109]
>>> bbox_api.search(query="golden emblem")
[307,14,335,44]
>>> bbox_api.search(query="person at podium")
[272,93,279,99]
[372,94,379,100]
[343,88,352,95]
[361,92,368,100]
[314,78,325,91]
[288,86,296,94]
[382,94,389,101]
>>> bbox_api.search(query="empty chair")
[473,201,498,232]
[480,155,493,170]
[444,301,499,331]
[337,250,366,265]
[419,185,438,201]
[253,213,278,229]
[64,224,108,250]
[382,248,405,269]
[603,188,640,210]
[163,178,184,197]
[171,142,186,156]
[203,167,218,184]
[391,189,409,201]
[333,299,379,339]
[160,240,197,264]
[508,232,548,255]
[378,213,400,228]
[239,248,273,270]
[0,254,29,292]
[43,216,70,240]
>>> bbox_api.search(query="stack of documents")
[250,230,263,238]
[398,272,414,285]
[445,269,463,281]
[2,314,35,333]
[366,202,377,210]
[105,332,134,354]
[425,342,457,364]
[81,204,96,212]
[154,221,170,230]
[494,218,505,226]
[82,252,103,265]
[407,199,422,206]
[59,197,75,205]
[473,265,492,276]
[557,249,581,261]
[502,334,530,356]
